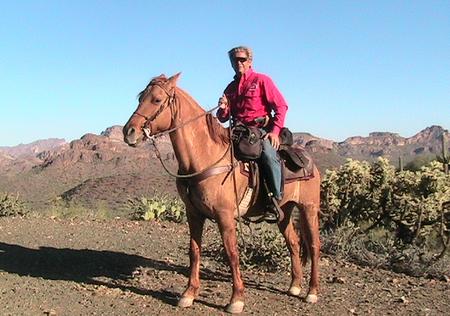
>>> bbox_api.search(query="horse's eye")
[153,98,162,104]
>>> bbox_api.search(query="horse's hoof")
[225,301,244,314]
[305,294,318,303]
[288,286,301,296]
[178,296,194,308]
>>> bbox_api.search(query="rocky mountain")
[0,126,176,211]
[0,125,447,212]
[290,125,448,171]
[0,138,67,158]
[335,125,446,161]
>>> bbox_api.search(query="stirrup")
[263,208,279,223]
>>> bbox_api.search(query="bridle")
[132,82,177,139]
[130,81,230,179]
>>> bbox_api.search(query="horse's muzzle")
[123,126,140,146]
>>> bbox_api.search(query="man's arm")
[262,75,288,136]
[262,75,288,150]
[216,94,230,123]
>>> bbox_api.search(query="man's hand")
[264,132,280,150]
[218,94,229,109]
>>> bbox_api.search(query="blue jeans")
[259,130,282,200]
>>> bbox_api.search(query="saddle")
[240,146,314,188]
[279,146,315,183]
[237,145,315,217]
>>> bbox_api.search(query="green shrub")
[321,224,450,278]
[0,192,28,217]
[127,193,186,223]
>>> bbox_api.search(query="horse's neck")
[170,89,228,174]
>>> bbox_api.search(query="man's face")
[231,51,252,76]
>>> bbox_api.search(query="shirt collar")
[234,68,254,82]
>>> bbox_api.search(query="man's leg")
[260,139,282,200]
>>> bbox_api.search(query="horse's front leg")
[178,211,205,308]
[217,214,245,314]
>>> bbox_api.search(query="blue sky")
[1,1,449,146]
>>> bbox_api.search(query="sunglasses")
[233,57,248,63]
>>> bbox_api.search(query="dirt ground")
[0,217,449,316]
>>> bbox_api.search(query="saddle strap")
[238,187,254,212]
[188,165,233,183]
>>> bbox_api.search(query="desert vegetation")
[126,192,186,223]
[1,157,449,279]
[100,158,448,279]
[119,158,450,279]
[321,158,449,278]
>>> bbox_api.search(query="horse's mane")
[206,113,230,145]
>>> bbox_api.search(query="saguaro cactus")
[398,156,404,172]
[442,132,449,174]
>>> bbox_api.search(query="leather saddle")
[237,146,315,223]
[279,146,315,183]
[241,126,314,182]
[278,127,314,181]
[240,146,315,187]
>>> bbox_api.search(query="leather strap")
[187,165,233,183]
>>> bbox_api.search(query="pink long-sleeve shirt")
[216,68,288,135]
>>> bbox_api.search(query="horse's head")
[123,73,181,146]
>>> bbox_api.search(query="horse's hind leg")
[278,202,303,296]
[178,211,205,308]
[300,202,320,303]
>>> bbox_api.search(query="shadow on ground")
[0,241,272,309]
[0,241,288,310]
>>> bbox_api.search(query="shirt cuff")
[271,125,281,136]
[216,108,229,122]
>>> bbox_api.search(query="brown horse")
[123,73,321,314]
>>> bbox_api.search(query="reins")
[151,138,231,179]
[228,117,247,247]
[134,81,246,245]
[144,102,222,141]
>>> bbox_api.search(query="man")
[217,46,288,222]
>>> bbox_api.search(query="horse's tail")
[292,204,310,266]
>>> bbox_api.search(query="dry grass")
[321,224,450,280]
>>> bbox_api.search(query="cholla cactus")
[321,159,450,248]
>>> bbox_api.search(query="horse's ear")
[168,72,181,87]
